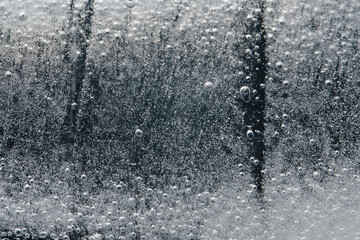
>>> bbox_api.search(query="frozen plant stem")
[242,0,267,197]
[62,0,95,157]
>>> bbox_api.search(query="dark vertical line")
[62,0,95,146]
[243,0,267,197]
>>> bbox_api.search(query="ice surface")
[0,0,359,239]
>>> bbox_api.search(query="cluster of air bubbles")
[250,156,259,165]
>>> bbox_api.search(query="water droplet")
[240,86,251,103]
[81,174,87,180]
[24,184,31,191]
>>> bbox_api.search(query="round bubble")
[125,0,137,9]
[14,229,22,237]
[246,129,254,140]
[325,79,333,87]
[204,81,214,91]
[275,61,284,69]
[18,11,27,21]
[39,231,48,239]
[135,129,143,137]
[4,71,12,78]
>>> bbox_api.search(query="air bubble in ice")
[89,233,103,240]
[309,139,316,146]
[14,229,22,237]
[39,231,48,239]
[18,11,27,21]
[125,0,137,9]
[204,81,214,91]
[325,79,333,87]
[240,86,251,103]
[135,129,143,137]
[4,71,12,78]
[246,129,254,140]
[275,61,284,69]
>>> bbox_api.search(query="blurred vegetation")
[0,0,359,239]
[0,0,359,192]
